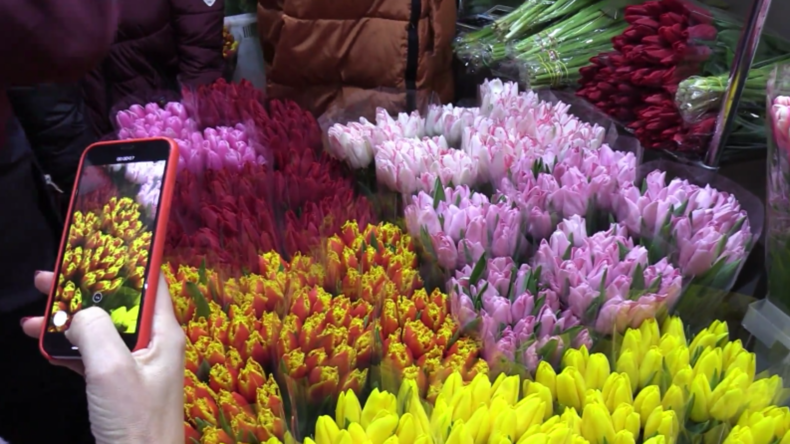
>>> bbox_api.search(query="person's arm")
[7,84,96,194]
[0,0,118,86]
[170,0,225,86]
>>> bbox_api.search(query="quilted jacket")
[257,0,456,115]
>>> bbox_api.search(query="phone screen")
[43,140,173,356]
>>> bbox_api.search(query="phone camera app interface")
[49,160,166,334]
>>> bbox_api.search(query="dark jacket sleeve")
[7,84,96,193]
[171,0,226,86]
[0,0,118,86]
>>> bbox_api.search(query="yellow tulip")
[689,373,712,423]
[643,437,667,444]
[437,372,464,406]
[304,439,316,444]
[348,423,368,442]
[661,385,685,415]
[515,394,546,436]
[585,353,611,391]
[414,435,431,444]
[518,423,542,443]
[602,372,634,413]
[663,346,689,378]
[396,413,417,444]
[563,347,590,374]
[337,389,363,427]
[362,389,398,428]
[467,405,491,444]
[536,361,558,401]
[616,350,639,393]
[524,381,554,420]
[315,415,341,444]
[740,411,781,444]
[562,406,583,435]
[429,399,451,441]
[644,407,680,444]
[640,318,661,348]
[517,432,548,444]
[710,368,750,422]
[398,379,420,409]
[487,397,510,430]
[693,347,723,384]
[672,367,694,390]
[762,406,790,438]
[709,320,729,336]
[446,420,474,444]
[782,429,790,444]
[451,387,474,422]
[724,425,755,444]
[621,329,644,364]
[366,413,399,444]
[639,347,664,389]
[585,389,605,407]
[658,335,681,356]
[469,373,492,407]
[381,436,398,444]
[728,352,757,384]
[557,367,586,412]
[633,385,661,427]
[546,425,573,444]
[539,416,560,433]
[747,376,784,411]
[573,436,592,444]
[661,317,686,344]
[490,407,517,443]
[580,403,616,444]
[491,374,520,406]
[612,430,635,444]
[337,430,355,444]
[406,395,430,436]
[611,403,641,437]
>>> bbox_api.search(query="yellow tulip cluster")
[303,318,789,444]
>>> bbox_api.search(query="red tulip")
[184,421,200,444]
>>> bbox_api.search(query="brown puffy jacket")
[257,0,456,116]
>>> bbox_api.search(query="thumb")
[66,307,135,376]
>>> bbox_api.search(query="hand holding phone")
[24,272,185,444]
[40,138,178,359]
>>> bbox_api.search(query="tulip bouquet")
[301,317,787,444]
[115,101,267,175]
[767,92,790,312]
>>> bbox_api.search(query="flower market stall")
[99,0,790,441]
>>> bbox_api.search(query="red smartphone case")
[39,137,180,360]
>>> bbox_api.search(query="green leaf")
[186,282,211,319]
[685,420,711,435]
[538,338,559,359]
[617,241,629,261]
[683,392,696,424]
[533,295,546,315]
[641,178,648,195]
[469,253,487,287]
[194,418,211,434]
[198,258,207,285]
[585,294,604,323]
[197,359,211,382]
[506,265,519,301]
[432,177,445,208]
[632,263,645,290]
[673,199,689,217]
[727,216,746,237]
[420,227,437,258]
[447,317,481,349]
[563,234,574,261]
[370,232,380,252]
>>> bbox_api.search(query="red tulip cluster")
[577,0,717,151]
[166,79,375,276]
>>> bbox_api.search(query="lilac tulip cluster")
[404,185,526,269]
[109,161,166,214]
[614,171,752,279]
[533,215,683,334]
[115,102,266,175]
[448,256,592,373]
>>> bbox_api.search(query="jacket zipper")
[405,0,421,111]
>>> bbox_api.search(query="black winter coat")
[0,84,95,311]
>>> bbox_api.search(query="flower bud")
[634,385,661,427]
[585,353,611,391]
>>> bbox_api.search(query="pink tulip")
[431,232,458,269]
[511,293,535,320]
[568,283,598,319]
[482,293,512,326]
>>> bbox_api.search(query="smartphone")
[40,138,179,359]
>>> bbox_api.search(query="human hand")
[22,272,185,444]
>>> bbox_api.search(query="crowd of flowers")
[104,75,780,444]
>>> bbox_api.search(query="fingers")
[150,273,185,355]
[34,271,54,294]
[66,307,135,377]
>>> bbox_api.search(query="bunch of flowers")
[404,184,527,269]
[303,317,786,444]
[253,98,323,169]
[115,101,266,174]
[767,94,790,311]
[52,197,151,333]
[223,27,238,59]
[614,170,752,282]
[181,79,268,129]
[534,216,683,334]
[576,0,717,151]
[163,265,289,444]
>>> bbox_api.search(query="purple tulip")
[431,232,458,269]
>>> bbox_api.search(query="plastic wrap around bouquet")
[106,77,784,444]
